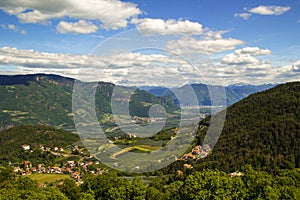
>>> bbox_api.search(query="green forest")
[0,166,299,199]
[192,82,300,173]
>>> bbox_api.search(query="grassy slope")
[29,174,71,184]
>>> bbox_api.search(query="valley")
[0,74,299,199]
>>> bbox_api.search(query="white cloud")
[17,9,53,24]
[20,30,27,35]
[221,47,272,65]
[131,18,243,55]
[56,20,98,34]
[292,60,300,72]
[166,36,245,55]
[7,24,17,31]
[0,0,141,30]
[249,5,290,16]
[218,46,277,84]
[132,18,203,35]
[235,47,272,56]
[222,53,260,65]
[235,5,290,20]
[1,23,27,35]
[0,47,187,84]
[0,46,87,69]
[270,60,300,83]
[2,46,300,86]
[234,13,252,20]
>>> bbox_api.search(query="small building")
[177,170,184,176]
[183,163,193,169]
[22,161,31,168]
[229,171,243,177]
[183,153,196,159]
[21,144,30,151]
[192,149,201,155]
[39,145,45,150]
[13,167,21,173]
[126,133,136,138]
[199,152,209,158]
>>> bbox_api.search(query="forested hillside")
[0,125,80,165]
[194,82,300,173]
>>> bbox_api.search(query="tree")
[58,179,81,200]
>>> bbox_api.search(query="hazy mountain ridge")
[140,83,276,106]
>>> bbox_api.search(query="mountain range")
[0,74,275,130]
[140,83,275,106]
[0,74,178,131]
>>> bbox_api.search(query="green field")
[111,144,161,159]
[29,174,71,184]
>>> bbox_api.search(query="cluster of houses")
[180,144,211,160]
[13,144,107,184]
[21,144,64,153]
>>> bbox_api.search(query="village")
[180,144,211,160]
[12,144,107,185]
[12,133,213,186]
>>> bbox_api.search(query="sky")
[0,0,300,86]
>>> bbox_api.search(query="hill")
[194,82,300,173]
[0,74,179,130]
[0,74,74,130]
[0,125,80,165]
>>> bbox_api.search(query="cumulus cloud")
[222,54,260,65]
[234,13,252,20]
[1,24,27,35]
[0,46,87,69]
[56,20,98,34]
[292,60,300,72]
[2,46,300,86]
[235,5,290,20]
[7,24,17,31]
[222,47,272,65]
[0,47,190,86]
[0,47,186,70]
[166,36,245,55]
[131,18,242,55]
[270,60,300,83]
[0,0,141,30]
[132,18,203,35]
[219,46,276,84]
[235,47,272,56]
[249,5,291,16]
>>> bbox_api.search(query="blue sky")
[0,0,299,85]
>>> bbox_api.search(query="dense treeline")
[194,82,300,173]
[0,166,299,199]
